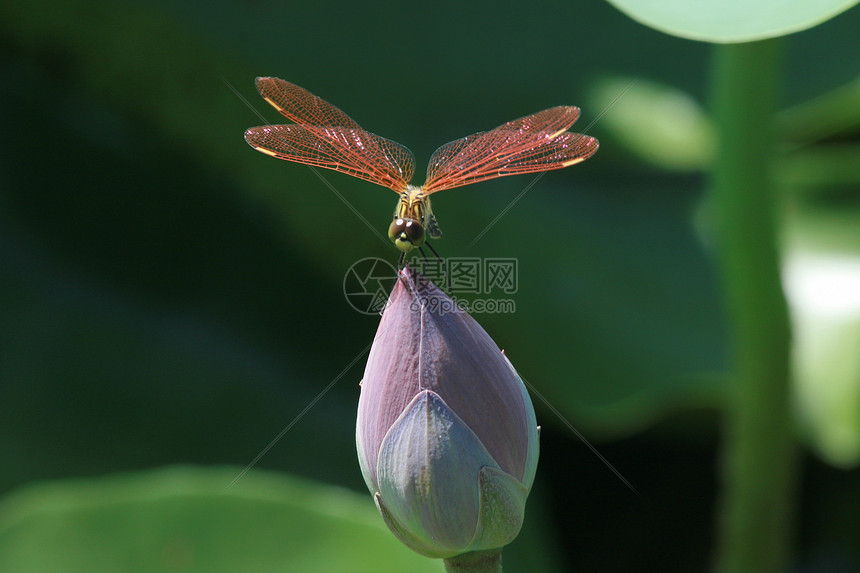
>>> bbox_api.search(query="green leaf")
[0,466,443,573]
[604,0,860,43]
[589,76,714,171]
[777,145,860,189]
[778,78,860,144]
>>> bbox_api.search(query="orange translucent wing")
[255,77,363,129]
[246,77,414,191]
[421,106,598,195]
[245,125,415,191]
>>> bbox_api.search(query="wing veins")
[421,106,596,194]
[245,124,414,190]
[246,77,415,190]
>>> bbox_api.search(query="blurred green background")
[2,0,860,571]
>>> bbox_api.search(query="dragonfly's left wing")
[421,106,598,195]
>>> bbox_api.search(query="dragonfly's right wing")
[245,124,415,191]
[246,78,415,191]
[255,76,361,130]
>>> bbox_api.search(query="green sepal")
[374,492,457,559]
[468,465,528,552]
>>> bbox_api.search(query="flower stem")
[709,40,800,573]
[443,550,502,573]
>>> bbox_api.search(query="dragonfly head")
[388,218,425,253]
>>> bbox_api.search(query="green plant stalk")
[443,550,502,573]
[710,40,800,573]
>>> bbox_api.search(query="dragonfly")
[244,77,598,256]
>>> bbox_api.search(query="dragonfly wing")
[245,124,415,191]
[247,78,414,190]
[422,106,598,194]
[255,77,363,129]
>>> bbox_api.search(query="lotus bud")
[356,266,539,561]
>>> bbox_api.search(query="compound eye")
[388,218,407,241]
[403,219,425,244]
